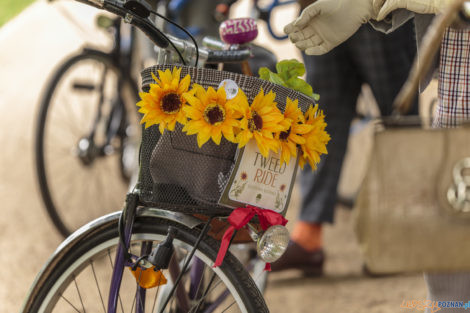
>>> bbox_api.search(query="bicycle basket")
[138,65,316,215]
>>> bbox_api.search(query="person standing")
[271,1,418,274]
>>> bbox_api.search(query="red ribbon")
[213,205,288,270]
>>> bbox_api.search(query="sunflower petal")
[211,130,222,145]
[178,75,191,94]
[197,130,211,147]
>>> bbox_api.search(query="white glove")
[284,0,384,55]
[377,0,451,20]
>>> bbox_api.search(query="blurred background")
[0,0,437,312]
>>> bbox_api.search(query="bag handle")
[393,0,469,115]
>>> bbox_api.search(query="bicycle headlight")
[256,225,289,263]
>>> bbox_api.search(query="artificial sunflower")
[136,67,190,133]
[275,97,313,165]
[236,89,286,157]
[299,104,330,170]
[182,84,242,147]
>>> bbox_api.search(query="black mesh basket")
[137,65,316,215]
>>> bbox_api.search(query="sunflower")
[136,67,190,133]
[182,84,242,147]
[236,89,286,157]
[299,104,330,170]
[275,98,313,165]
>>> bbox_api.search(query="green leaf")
[269,72,286,86]
[286,77,314,98]
[276,59,305,81]
[258,67,271,81]
[258,59,320,100]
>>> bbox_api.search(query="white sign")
[219,140,298,213]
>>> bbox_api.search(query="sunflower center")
[161,93,182,114]
[279,127,291,141]
[204,103,226,125]
[248,112,263,132]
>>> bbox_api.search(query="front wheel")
[25,217,268,313]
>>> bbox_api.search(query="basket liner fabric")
[138,65,315,215]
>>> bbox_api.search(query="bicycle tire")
[26,216,269,313]
[35,50,137,238]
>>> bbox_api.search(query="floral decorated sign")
[220,140,298,213]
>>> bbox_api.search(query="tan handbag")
[354,121,470,273]
[353,0,470,274]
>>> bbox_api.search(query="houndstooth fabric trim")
[433,28,470,128]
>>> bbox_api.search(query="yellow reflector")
[129,266,167,289]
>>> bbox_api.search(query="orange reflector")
[129,266,167,289]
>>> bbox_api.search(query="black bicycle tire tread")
[35,51,119,238]
[27,217,269,313]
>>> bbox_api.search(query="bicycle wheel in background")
[25,217,268,313]
[35,51,140,237]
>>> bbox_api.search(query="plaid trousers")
[433,27,470,128]
[299,20,418,223]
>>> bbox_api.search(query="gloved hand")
[284,0,384,55]
[377,0,451,20]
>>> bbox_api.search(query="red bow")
[213,205,288,271]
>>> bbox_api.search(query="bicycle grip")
[206,49,251,63]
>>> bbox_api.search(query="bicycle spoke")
[57,95,86,136]
[189,271,217,313]
[151,275,163,313]
[73,277,87,313]
[90,261,106,313]
[60,294,82,313]
[221,300,237,313]
[130,294,136,313]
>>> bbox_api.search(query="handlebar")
[75,0,252,66]
[76,0,170,48]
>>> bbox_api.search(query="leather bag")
[353,0,470,273]
[354,121,470,273]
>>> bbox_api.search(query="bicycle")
[22,0,321,311]
[35,9,143,237]
[36,0,280,238]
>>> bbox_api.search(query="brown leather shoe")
[270,241,324,276]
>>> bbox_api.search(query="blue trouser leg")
[299,21,418,224]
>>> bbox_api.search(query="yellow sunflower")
[275,98,313,165]
[236,89,286,158]
[136,67,190,133]
[299,104,331,170]
[182,84,242,147]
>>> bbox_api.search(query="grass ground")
[0,0,36,26]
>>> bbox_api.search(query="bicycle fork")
[107,193,214,313]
